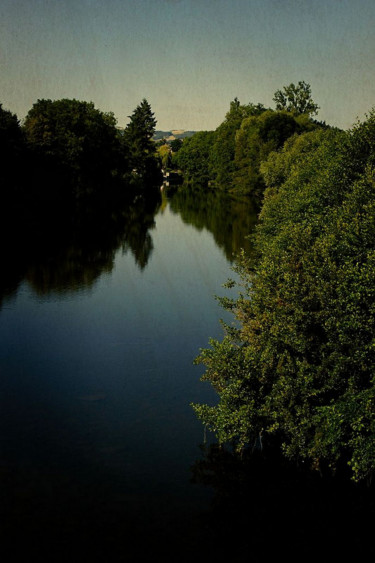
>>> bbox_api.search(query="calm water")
[1,186,374,561]
[0,187,257,560]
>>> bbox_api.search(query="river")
[0,186,258,560]
[1,185,374,561]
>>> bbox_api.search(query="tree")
[260,127,333,191]
[23,98,125,196]
[124,99,161,185]
[170,138,183,153]
[0,103,24,156]
[174,130,216,184]
[233,110,309,197]
[273,81,319,116]
[175,92,320,198]
[0,103,25,194]
[193,110,375,482]
[157,143,172,170]
[210,99,267,189]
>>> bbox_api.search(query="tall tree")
[210,99,267,189]
[124,99,161,185]
[273,81,319,116]
[174,130,216,184]
[233,110,306,197]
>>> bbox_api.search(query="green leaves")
[233,110,310,197]
[273,81,319,116]
[177,92,322,199]
[0,103,25,194]
[173,131,216,184]
[23,98,123,189]
[124,99,161,185]
[194,110,375,481]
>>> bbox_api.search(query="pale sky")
[1,0,374,131]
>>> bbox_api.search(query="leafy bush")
[193,111,375,481]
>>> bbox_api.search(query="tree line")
[192,84,375,482]
[174,81,328,201]
[0,97,162,218]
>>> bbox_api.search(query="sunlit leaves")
[194,110,375,481]
[273,81,319,116]
[173,131,216,184]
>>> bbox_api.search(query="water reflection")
[0,183,260,560]
[166,185,258,261]
[0,184,257,309]
[2,181,371,560]
[0,192,161,307]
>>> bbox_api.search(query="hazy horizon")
[1,0,375,131]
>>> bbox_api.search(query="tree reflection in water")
[0,188,162,308]
[1,182,259,310]
[167,184,258,262]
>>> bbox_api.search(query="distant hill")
[153,130,196,141]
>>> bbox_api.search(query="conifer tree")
[124,99,160,184]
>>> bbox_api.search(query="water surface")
[0,187,257,560]
[1,186,375,561]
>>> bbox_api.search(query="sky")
[1,0,375,131]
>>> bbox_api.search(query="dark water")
[1,186,374,561]
[0,187,254,560]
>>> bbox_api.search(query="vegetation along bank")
[2,82,375,482]
[190,83,375,482]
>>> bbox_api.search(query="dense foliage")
[1,97,162,307]
[193,111,375,482]
[123,98,162,187]
[1,97,161,215]
[24,98,125,196]
[0,104,26,197]
[175,83,322,200]
[157,143,172,170]
[173,131,216,184]
[273,80,320,116]
[209,99,267,189]
[233,110,316,198]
